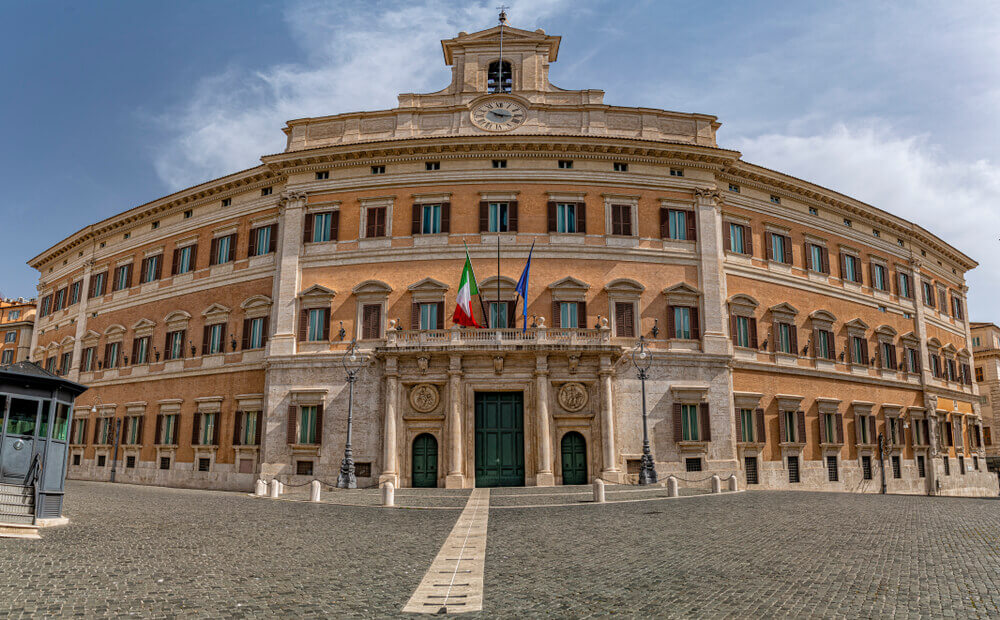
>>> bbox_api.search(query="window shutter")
[821,247,829,274]
[796,411,806,444]
[700,403,711,441]
[411,204,421,235]
[690,306,700,340]
[779,411,786,443]
[659,208,669,238]
[508,201,518,232]
[868,261,875,289]
[614,303,626,337]
[202,325,210,355]
[233,411,242,446]
[819,413,827,444]
[782,235,791,264]
[365,209,376,238]
[247,229,257,257]
[436,301,445,329]
[321,308,331,341]
[804,243,812,270]
[192,413,200,446]
[315,403,324,444]
[686,211,697,242]
[254,414,262,445]
[103,343,111,367]
[140,258,149,281]
[938,288,947,312]
[666,306,675,339]
[212,414,220,446]
[125,264,133,288]
[130,338,138,364]
[136,416,144,445]
[745,225,754,256]
[755,408,766,443]
[861,339,869,365]
[261,317,269,348]
[479,201,489,232]
[735,407,743,442]
[189,244,198,271]
[304,213,314,243]
[673,403,682,441]
[835,414,844,443]
[440,203,450,234]
[228,235,237,262]
[298,309,308,341]
[330,210,340,240]
[749,317,758,349]
[507,301,517,328]
[268,225,278,253]
[210,237,220,265]
[411,302,421,330]
[576,203,586,233]
[241,319,251,350]
[765,231,773,261]
[154,415,162,445]
[723,223,731,252]
[839,253,848,280]
[552,300,561,328]
[576,301,586,329]
[287,405,297,444]
[730,314,739,344]
[854,257,862,284]
[869,416,876,443]
[548,201,558,232]
[789,324,798,354]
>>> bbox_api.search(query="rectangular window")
[976,367,984,382]
[59,352,72,375]
[206,324,224,355]
[492,159,507,169]
[729,223,745,254]
[312,212,333,242]
[827,455,838,482]
[90,272,106,298]
[176,246,194,274]
[673,306,691,339]
[670,168,684,177]
[81,347,95,372]
[859,415,869,444]
[974,456,979,470]
[261,187,272,196]
[917,455,926,478]
[419,204,441,235]
[784,410,796,443]
[296,460,314,476]
[97,455,106,467]
[769,233,787,263]
[251,226,273,256]
[862,455,872,480]
[728,183,740,193]
[667,210,688,240]
[556,203,577,233]
[685,458,702,472]
[943,456,950,475]
[307,309,327,342]
[735,316,750,348]
[163,414,177,445]
[299,406,318,444]
[365,207,387,237]
[1,350,12,365]
[142,255,161,283]
[740,409,754,442]
[160,457,171,470]
[558,159,573,169]
[4,331,14,343]
[614,302,635,337]
[959,456,965,475]
[824,414,836,444]
[873,263,888,291]
[613,162,628,172]
[560,302,579,329]
[362,304,382,339]
[810,244,825,273]
[71,284,82,305]
[73,453,81,466]
[881,342,896,370]
[681,404,699,441]
[54,288,66,311]
[922,281,935,306]
[371,165,385,174]
[105,342,120,369]
[215,235,233,264]
[892,455,901,479]
[419,303,440,330]
[315,170,329,180]
[241,412,260,445]
[113,264,131,291]
[488,202,510,233]
[611,204,632,236]
[777,322,792,354]
[816,330,832,360]
[898,273,911,298]
[907,348,920,374]
[247,317,265,349]
[199,413,216,446]
[489,302,509,329]
[744,456,758,484]
[852,336,867,365]
[8,310,19,320]
[45,357,56,373]
[198,458,211,472]
[788,455,800,483]
[843,254,859,283]
[425,161,440,171]
[166,330,185,360]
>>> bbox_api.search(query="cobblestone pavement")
[2,482,999,618]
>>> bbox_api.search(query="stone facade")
[24,23,995,497]
[0,298,35,366]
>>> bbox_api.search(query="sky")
[1,0,999,317]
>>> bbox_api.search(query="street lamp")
[631,336,657,485]
[877,432,887,494]
[337,340,368,489]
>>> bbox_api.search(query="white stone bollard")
[593,478,606,503]
[728,475,739,492]
[254,479,266,496]
[310,480,322,502]
[382,482,395,507]
[666,476,678,497]
[711,475,722,494]
[268,479,280,499]
[278,481,285,495]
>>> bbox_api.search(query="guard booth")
[0,361,86,525]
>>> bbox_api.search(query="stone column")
[269,191,308,357]
[67,260,94,381]
[694,187,731,356]
[598,355,622,482]
[535,354,554,486]
[379,356,400,487]
[445,354,465,488]
[911,259,933,387]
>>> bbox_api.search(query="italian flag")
[452,249,482,327]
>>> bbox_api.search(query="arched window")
[487,60,512,93]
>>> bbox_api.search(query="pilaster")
[598,354,623,482]
[695,187,732,356]
[67,261,94,382]
[534,354,554,486]
[379,356,400,487]
[268,191,308,357]
[445,354,465,488]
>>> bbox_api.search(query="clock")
[470,99,527,132]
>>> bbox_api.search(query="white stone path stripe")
[403,488,490,614]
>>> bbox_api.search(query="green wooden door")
[560,432,587,485]
[412,433,438,488]
[474,392,525,487]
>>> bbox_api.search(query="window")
[59,352,71,375]
[296,460,314,476]
[307,308,329,342]
[783,410,797,443]
[959,456,965,475]
[898,273,912,298]
[808,244,828,273]
[81,347,95,372]
[174,245,195,275]
[487,302,508,329]
[54,288,66,311]
[492,159,507,169]
[768,232,790,263]
[917,455,926,478]
[198,413,217,446]
[160,414,177,445]
[249,224,276,256]
[165,330,185,360]
[1,350,13,365]
[787,455,800,483]
[245,317,266,350]
[104,341,121,369]
[892,455,901,479]
[728,183,740,193]
[809,207,818,216]
[198,458,211,472]
[123,232,131,240]
[558,160,573,169]
[843,254,860,283]
[665,209,691,241]
[487,59,512,93]
[726,223,749,255]
[125,416,140,444]
[734,315,752,348]
[183,210,193,219]
[843,218,852,227]
[556,203,578,233]
[425,161,440,171]
[673,306,693,339]
[261,187,272,196]
[487,202,511,233]
[365,206,387,237]
[89,272,106,298]
[160,457,170,470]
[872,264,888,291]
[236,411,260,446]
[851,336,868,365]
[744,456,758,484]
[141,255,161,283]
[873,229,881,238]
[770,195,781,204]
[943,456,950,475]
[669,168,683,177]
[881,342,897,370]
[204,323,224,355]
[973,337,981,347]
[421,204,442,235]
[370,165,385,175]
[613,162,628,172]
[974,455,979,470]
[862,455,872,480]
[739,409,754,442]
[3,331,14,343]
[362,304,382,339]
[827,455,838,482]
[299,406,318,444]
[113,264,132,291]
[815,329,834,360]
[221,198,231,207]
[419,303,440,330]
[8,310,19,320]
[610,204,632,236]
[211,234,235,265]
[97,455,106,467]
[685,458,702,472]
[559,302,578,329]
[311,212,336,242]
[951,295,965,320]
[858,415,870,444]
[922,281,935,307]
[681,404,699,441]
[906,348,920,373]
[823,414,837,444]
[614,302,635,337]
[776,322,794,354]
[976,367,984,382]
[315,170,329,180]
[44,357,56,373]
[73,453,81,466]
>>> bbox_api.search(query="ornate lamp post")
[337,340,368,489]
[878,432,888,495]
[631,336,657,485]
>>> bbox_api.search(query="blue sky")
[2,0,999,317]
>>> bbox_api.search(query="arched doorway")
[560,432,587,485]
[412,434,438,488]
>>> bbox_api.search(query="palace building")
[26,23,996,496]
[1,298,36,366]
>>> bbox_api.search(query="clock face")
[470,99,527,132]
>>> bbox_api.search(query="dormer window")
[487,60,512,93]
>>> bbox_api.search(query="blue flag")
[514,241,534,332]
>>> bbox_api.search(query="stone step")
[0,522,40,539]
[0,483,32,496]
[0,493,34,507]
[0,512,35,526]
[0,503,34,517]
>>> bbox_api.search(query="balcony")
[379,327,626,352]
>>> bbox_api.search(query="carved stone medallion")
[558,382,588,413]
[409,383,440,413]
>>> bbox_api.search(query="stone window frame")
[907,407,929,447]
[659,198,697,244]
[926,338,943,379]
[894,265,915,300]
[548,276,591,329]
[193,396,224,450]
[670,384,711,451]
[479,276,517,328]
[803,233,830,275]
[411,193,451,241]
[289,389,328,451]
[297,285,337,344]
[733,392,764,447]
[602,193,639,240]
[808,309,837,362]
[407,278,449,330]
[775,394,806,459]
[874,325,899,371]
[728,294,759,351]
[156,399,183,447]
[663,283,702,342]
[950,289,966,322]
[882,404,904,449]
[605,278,644,338]
[940,343,958,382]
[241,295,273,320]
[768,302,799,356]
[957,349,972,385]
[844,318,871,368]
[722,213,753,257]
[359,196,394,240]
[838,244,863,287]
[900,332,921,374]
[869,256,891,294]
[936,283,949,316]
[816,397,843,447]
[852,401,876,449]
[201,303,232,356]
[763,222,793,266]
[122,402,146,447]
[352,280,392,341]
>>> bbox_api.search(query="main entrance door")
[412,433,438,488]
[560,432,587,485]
[474,392,525,487]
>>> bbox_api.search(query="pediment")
[549,276,590,292]
[605,278,645,293]
[663,283,701,297]
[104,324,126,336]
[164,310,192,324]
[298,285,337,299]
[874,324,898,337]
[769,302,799,316]
[729,294,760,309]
[442,25,560,64]
[901,331,919,343]
[407,278,449,292]
[352,280,392,295]
[241,294,273,310]
[809,309,837,323]
[927,337,942,349]
[202,303,232,317]
[60,336,75,346]
[132,318,156,331]
[844,318,870,331]
[941,343,958,354]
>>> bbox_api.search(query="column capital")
[534,353,548,374]
[384,355,399,376]
[694,186,722,205]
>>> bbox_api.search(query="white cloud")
[734,124,1000,319]
[152,0,571,189]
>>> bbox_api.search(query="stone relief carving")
[416,356,430,373]
[558,382,588,412]
[567,354,580,374]
[409,383,440,413]
[493,356,504,375]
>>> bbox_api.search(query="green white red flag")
[452,249,482,327]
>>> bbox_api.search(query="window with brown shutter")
[233,411,243,447]
[548,201,558,233]
[755,408,766,443]
[796,411,806,445]
[362,304,382,339]
[297,309,309,342]
[611,204,632,236]
[267,224,278,253]
[304,212,315,243]
[938,287,948,313]
[686,211,697,242]
[673,403,683,442]
[614,302,635,337]
[287,405,297,444]
[479,201,490,232]
[365,207,386,238]
[699,403,711,441]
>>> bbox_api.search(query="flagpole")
[467,241,490,328]
[497,235,501,329]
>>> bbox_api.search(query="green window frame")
[299,406,317,444]
[770,233,786,262]
[419,303,439,330]
[556,203,577,233]
[824,414,835,443]
[899,273,911,298]
[735,316,750,348]
[248,317,265,349]
[164,414,177,444]
[421,204,442,234]
[253,226,272,256]
[168,331,184,360]
[810,244,824,272]
[844,255,858,282]
[489,302,508,328]
[852,336,866,364]
[241,412,259,445]
[200,413,216,445]
[859,415,869,444]
[729,223,745,254]
[313,212,333,242]
[673,306,691,339]
[216,236,232,263]
[559,302,578,329]
[873,263,887,290]
[681,404,699,441]
[207,324,224,355]
[740,409,754,442]
[106,342,120,368]
[667,210,687,240]
[488,202,509,232]
[777,323,792,354]
[816,330,831,359]
[307,309,326,342]
[784,410,796,443]
[177,246,193,274]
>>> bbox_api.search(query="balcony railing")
[384,327,615,348]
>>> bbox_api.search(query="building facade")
[27,24,995,496]
[1,298,36,366]
[970,323,1000,468]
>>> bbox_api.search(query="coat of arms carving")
[409,383,440,413]
[558,382,588,412]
